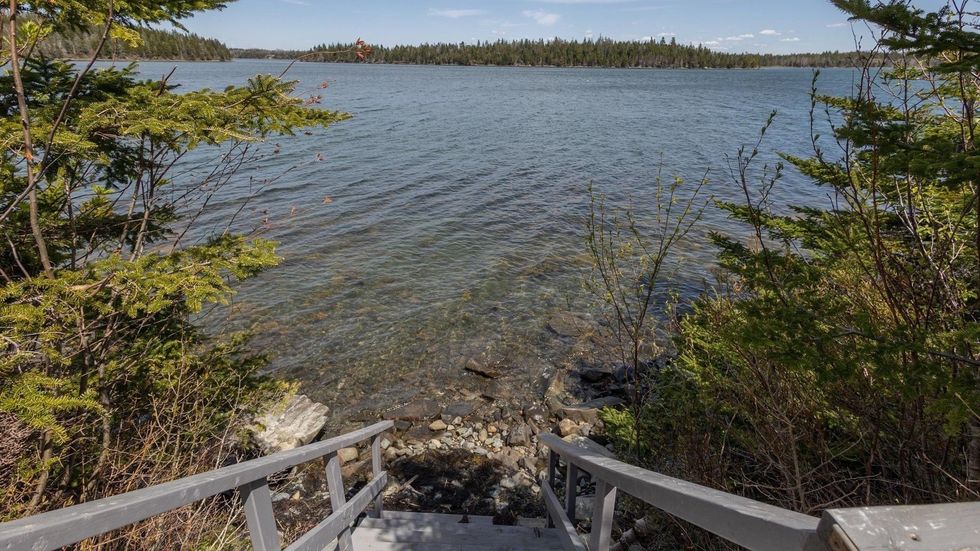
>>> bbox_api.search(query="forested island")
[39,29,861,68]
[234,38,864,68]
[40,26,231,61]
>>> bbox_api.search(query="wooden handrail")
[0,420,393,551]
[539,432,820,551]
[812,502,980,550]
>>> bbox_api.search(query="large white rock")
[253,394,330,453]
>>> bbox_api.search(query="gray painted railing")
[0,420,394,551]
[540,432,821,551]
[810,502,980,551]
[540,433,980,551]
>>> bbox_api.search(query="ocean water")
[126,60,856,423]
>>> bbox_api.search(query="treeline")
[234,38,863,68]
[40,26,231,61]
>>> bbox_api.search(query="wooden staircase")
[348,512,564,550]
[1,420,977,550]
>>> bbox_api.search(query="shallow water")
[127,60,856,422]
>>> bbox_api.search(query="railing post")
[239,477,281,551]
[564,462,579,521]
[548,450,558,487]
[589,478,617,551]
[547,450,559,528]
[325,451,353,551]
[371,435,384,519]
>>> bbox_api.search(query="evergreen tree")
[593,3,979,542]
[0,1,348,545]
[38,25,232,61]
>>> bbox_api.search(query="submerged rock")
[546,312,593,338]
[464,357,503,379]
[252,394,330,454]
[387,399,443,421]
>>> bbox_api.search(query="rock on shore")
[252,394,330,453]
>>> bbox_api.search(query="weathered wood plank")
[541,476,589,551]
[561,435,614,459]
[284,472,388,551]
[564,463,579,522]
[371,434,384,519]
[540,432,818,551]
[239,477,281,551]
[589,478,617,551]
[352,518,563,548]
[547,450,559,529]
[325,451,353,551]
[351,529,559,551]
[817,502,980,550]
[0,421,393,551]
[380,511,494,525]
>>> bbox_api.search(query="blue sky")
[183,0,945,53]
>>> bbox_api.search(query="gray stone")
[393,420,412,432]
[508,423,532,447]
[577,396,625,409]
[519,456,539,472]
[545,396,564,415]
[429,419,448,431]
[562,397,624,424]
[523,405,548,424]
[252,394,330,454]
[444,401,476,419]
[481,382,507,401]
[580,366,614,383]
[558,418,579,437]
[498,449,522,471]
[561,406,600,425]
[500,477,518,490]
[404,426,434,445]
[337,447,359,464]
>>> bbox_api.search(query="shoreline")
[229,57,859,70]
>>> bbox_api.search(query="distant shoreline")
[76,58,230,63]
[228,57,858,70]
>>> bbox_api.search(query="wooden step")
[345,540,547,551]
[351,517,564,550]
[380,510,495,525]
